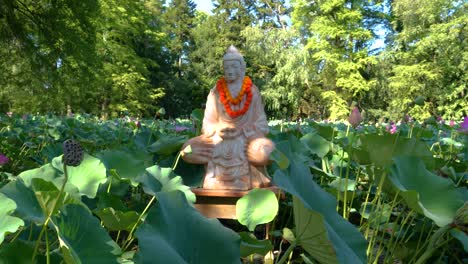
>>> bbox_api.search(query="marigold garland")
[216,76,253,118]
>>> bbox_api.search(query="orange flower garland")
[216,76,253,118]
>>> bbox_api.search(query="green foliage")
[137,165,196,203]
[53,204,120,263]
[0,193,24,245]
[384,0,467,120]
[236,188,279,231]
[389,156,464,226]
[0,115,467,262]
[134,191,240,264]
[291,0,378,119]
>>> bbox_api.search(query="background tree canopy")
[0,0,466,120]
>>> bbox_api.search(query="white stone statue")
[181,46,274,190]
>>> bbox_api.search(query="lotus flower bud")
[414,96,426,106]
[62,139,84,167]
[348,106,363,128]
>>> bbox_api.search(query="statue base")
[192,186,283,219]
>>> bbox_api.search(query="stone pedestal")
[192,186,283,219]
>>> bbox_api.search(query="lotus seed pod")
[62,139,84,167]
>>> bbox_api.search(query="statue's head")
[223,45,246,83]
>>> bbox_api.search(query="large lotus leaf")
[134,191,240,264]
[52,154,107,198]
[301,132,331,158]
[52,204,120,264]
[31,178,81,216]
[17,163,61,187]
[0,180,44,223]
[389,156,465,226]
[236,188,279,231]
[136,165,195,203]
[273,134,311,165]
[96,149,148,180]
[94,207,139,231]
[147,134,187,156]
[450,229,468,252]
[292,196,338,264]
[270,148,290,170]
[273,159,367,263]
[309,122,336,141]
[174,161,205,187]
[0,193,24,245]
[351,134,434,169]
[239,232,273,257]
[329,178,357,192]
[0,240,60,264]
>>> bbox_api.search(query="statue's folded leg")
[246,137,275,166]
[246,137,275,188]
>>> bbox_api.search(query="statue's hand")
[181,136,214,164]
[218,127,240,139]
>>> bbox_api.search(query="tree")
[0,0,101,113]
[292,0,380,119]
[385,0,467,120]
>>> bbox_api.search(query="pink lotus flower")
[134,120,141,129]
[449,120,455,127]
[458,116,468,135]
[386,123,397,134]
[348,107,363,128]
[0,153,9,165]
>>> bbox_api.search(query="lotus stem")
[123,195,156,251]
[414,224,452,264]
[276,241,296,264]
[32,163,69,263]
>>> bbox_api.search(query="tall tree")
[158,0,203,117]
[292,0,380,119]
[384,0,467,120]
[0,0,101,113]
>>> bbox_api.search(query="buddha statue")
[181,46,274,190]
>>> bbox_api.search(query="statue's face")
[223,60,243,82]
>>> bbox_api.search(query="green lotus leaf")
[450,228,468,252]
[273,135,367,263]
[52,154,107,198]
[94,207,140,231]
[329,178,357,192]
[239,232,273,257]
[293,196,339,264]
[147,134,187,156]
[0,180,44,224]
[0,193,24,245]
[31,178,81,216]
[389,156,465,226]
[134,191,240,263]
[0,240,61,264]
[236,188,279,231]
[270,148,290,169]
[301,132,331,158]
[52,204,120,264]
[137,165,195,203]
[17,163,61,187]
[351,134,434,169]
[96,149,149,180]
